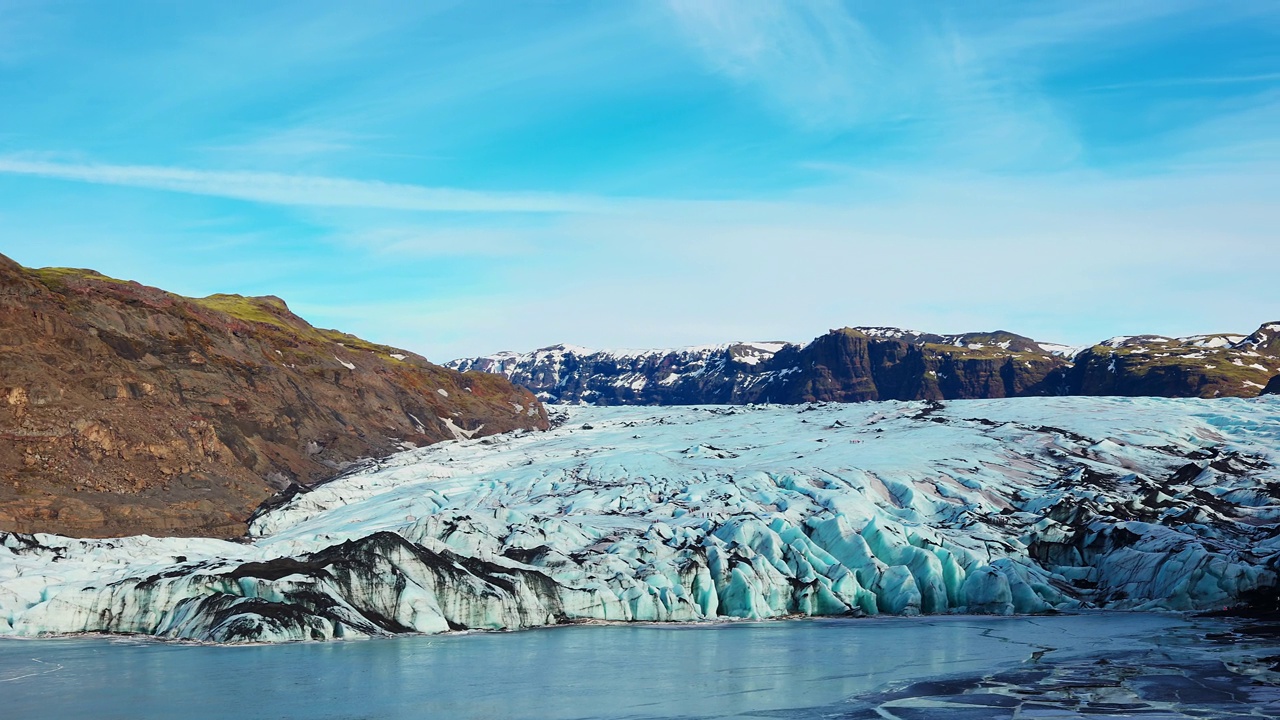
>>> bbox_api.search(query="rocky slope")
[0,254,547,538]
[1066,327,1280,398]
[2,398,1277,642]
[450,324,1280,404]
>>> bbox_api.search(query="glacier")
[2,396,1279,643]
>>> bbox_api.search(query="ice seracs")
[2,396,1279,642]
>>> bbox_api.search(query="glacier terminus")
[2,396,1278,643]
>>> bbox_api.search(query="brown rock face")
[770,329,1067,403]
[0,254,548,538]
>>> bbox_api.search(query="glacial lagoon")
[1,612,1276,719]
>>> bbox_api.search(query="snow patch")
[438,416,480,440]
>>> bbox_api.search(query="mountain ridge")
[449,323,1280,404]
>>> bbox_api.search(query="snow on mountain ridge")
[459,341,792,365]
[453,328,1084,374]
[850,326,927,340]
[454,323,1280,372]
[448,340,800,404]
[1035,342,1085,358]
[449,323,1280,405]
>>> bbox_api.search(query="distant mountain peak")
[451,322,1280,405]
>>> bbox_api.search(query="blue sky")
[1,1,1278,359]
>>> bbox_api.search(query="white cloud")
[331,224,543,258]
[661,1,1268,173]
[201,127,366,159]
[1089,72,1280,92]
[0,157,611,214]
[661,1,1084,171]
[665,0,878,128]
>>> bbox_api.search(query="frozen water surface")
[1,613,1277,719]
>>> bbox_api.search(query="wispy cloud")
[661,1,1272,173]
[329,224,543,258]
[665,0,877,128]
[968,2,1200,58]
[662,1,1084,169]
[1090,72,1280,91]
[0,158,612,213]
[200,127,367,159]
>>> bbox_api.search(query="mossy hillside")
[1092,339,1278,369]
[834,328,872,341]
[192,294,293,331]
[314,328,413,360]
[27,263,469,384]
[937,331,1045,354]
[1075,344,1278,397]
[27,266,131,292]
[181,293,544,420]
[1130,354,1276,384]
[189,295,421,365]
[921,342,1052,362]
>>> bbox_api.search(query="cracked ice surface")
[3,396,1280,642]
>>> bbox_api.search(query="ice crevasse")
[2,396,1278,642]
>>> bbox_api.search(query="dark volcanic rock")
[772,329,1067,403]
[1265,374,1280,396]
[0,254,547,538]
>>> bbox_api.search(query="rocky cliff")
[449,329,1073,404]
[450,324,1280,404]
[769,329,1067,403]
[0,254,547,538]
[1263,374,1280,396]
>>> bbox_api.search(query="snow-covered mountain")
[448,323,1280,405]
[3,396,1277,642]
[448,341,799,405]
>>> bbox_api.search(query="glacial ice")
[2,396,1279,642]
